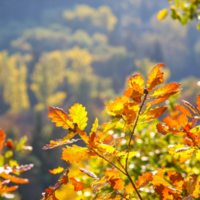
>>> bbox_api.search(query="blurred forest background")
[0,0,200,199]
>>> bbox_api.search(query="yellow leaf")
[69,103,88,130]
[157,9,168,21]
[49,166,64,174]
[91,118,98,134]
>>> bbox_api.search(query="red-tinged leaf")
[150,82,181,97]
[5,140,14,149]
[146,106,167,121]
[163,115,179,128]
[127,74,145,89]
[61,175,69,184]
[70,177,83,191]
[103,135,114,145]
[68,103,88,130]
[197,95,200,111]
[61,145,88,163]
[135,172,153,189]
[167,171,184,190]
[42,138,79,150]
[146,63,164,92]
[48,107,73,129]
[152,169,171,187]
[0,172,29,184]
[175,105,193,118]
[49,166,64,174]
[182,100,200,115]
[0,185,18,193]
[156,123,168,135]
[80,168,99,180]
[110,178,125,192]
[124,82,143,103]
[0,129,5,150]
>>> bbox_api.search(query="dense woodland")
[0,0,200,199]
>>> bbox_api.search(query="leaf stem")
[91,148,126,176]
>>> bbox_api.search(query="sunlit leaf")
[182,100,200,115]
[157,8,168,21]
[0,172,29,184]
[175,105,193,118]
[61,145,88,163]
[197,95,200,111]
[49,166,64,174]
[69,103,88,130]
[70,177,83,191]
[0,129,5,151]
[79,168,99,180]
[135,172,153,189]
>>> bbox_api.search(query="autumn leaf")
[150,82,181,97]
[167,171,184,190]
[70,177,84,191]
[48,106,73,129]
[0,172,29,184]
[61,145,88,163]
[135,172,153,189]
[145,106,167,122]
[197,95,200,111]
[0,129,5,151]
[127,74,145,89]
[125,183,134,194]
[124,82,143,103]
[42,138,79,150]
[0,185,18,193]
[91,118,98,134]
[79,168,99,180]
[152,169,171,187]
[157,8,168,21]
[146,63,164,92]
[105,96,129,116]
[175,105,193,118]
[49,166,64,174]
[163,115,180,128]
[101,119,120,133]
[68,103,88,130]
[182,100,200,115]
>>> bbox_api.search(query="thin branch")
[91,148,126,176]
[125,91,148,171]
[115,189,129,200]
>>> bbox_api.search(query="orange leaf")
[163,115,179,128]
[167,171,184,190]
[0,129,5,151]
[135,172,153,189]
[49,166,64,174]
[0,172,29,184]
[177,113,188,127]
[152,169,171,187]
[48,107,73,129]
[127,74,145,89]
[68,103,88,130]
[124,82,143,103]
[105,169,119,180]
[111,178,125,192]
[150,82,181,97]
[0,185,18,193]
[61,145,88,163]
[182,100,200,115]
[175,105,193,118]
[70,177,83,191]
[146,106,167,121]
[146,63,164,92]
[197,95,200,111]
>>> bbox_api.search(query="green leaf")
[5,151,13,159]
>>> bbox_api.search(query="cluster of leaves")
[0,129,33,198]
[40,64,200,200]
[158,0,200,30]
